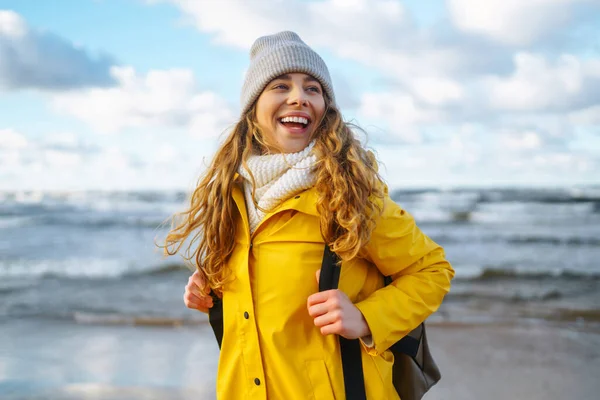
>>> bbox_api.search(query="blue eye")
[273,84,288,90]
[307,86,321,93]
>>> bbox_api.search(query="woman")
[165,31,454,399]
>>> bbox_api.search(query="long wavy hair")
[163,96,384,295]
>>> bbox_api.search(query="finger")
[307,302,329,318]
[188,283,209,298]
[313,310,341,327]
[190,271,206,287]
[307,290,334,307]
[185,292,213,307]
[319,321,342,336]
[189,272,210,295]
[184,295,212,312]
[187,301,209,313]
[315,269,320,285]
[191,269,209,286]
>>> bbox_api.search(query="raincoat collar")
[232,177,319,237]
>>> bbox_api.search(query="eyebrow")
[273,74,321,85]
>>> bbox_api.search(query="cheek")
[314,99,326,122]
[256,101,277,128]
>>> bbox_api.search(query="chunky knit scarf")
[238,141,317,233]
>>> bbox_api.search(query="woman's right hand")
[184,270,214,313]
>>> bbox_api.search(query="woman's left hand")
[307,269,371,340]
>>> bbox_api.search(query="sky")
[1,0,599,191]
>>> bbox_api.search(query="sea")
[1,187,599,329]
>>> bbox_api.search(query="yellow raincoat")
[216,179,454,399]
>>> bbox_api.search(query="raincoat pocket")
[305,360,335,400]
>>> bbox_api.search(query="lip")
[278,112,312,124]
[278,120,310,135]
[277,112,312,135]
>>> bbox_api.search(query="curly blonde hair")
[163,97,384,295]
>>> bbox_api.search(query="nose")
[287,86,309,107]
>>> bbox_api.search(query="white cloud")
[0,10,115,91]
[0,10,26,37]
[483,52,600,112]
[43,149,82,167]
[377,124,597,188]
[51,66,235,135]
[160,0,596,173]
[3,1,599,189]
[0,129,28,173]
[409,76,465,106]
[166,0,408,51]
[155,144,177,164]
[569,105,600,125]
[358,92,444,143]
[0,129,91,169]
[0,124,222,190]
[160,0,599,106]
[447,0,590,46]
[0,129,138,190]
[43,132,80,148]
[99,147,131,170]
[167,0,296,49]
[498,130,543,150]
[0,128,29,149]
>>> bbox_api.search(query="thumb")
[315,269,320,285]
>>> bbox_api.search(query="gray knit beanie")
[240,31,336,115]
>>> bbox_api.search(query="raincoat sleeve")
[354,189,455,356]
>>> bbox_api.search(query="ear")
[315,269,320,285]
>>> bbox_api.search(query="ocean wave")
[393,187,600,205]
[72,311,202,327]
[430,233,600,246]
[393,188,600,224]
[447,288,564,302]
[0,216,36,229]
[545,308,600,323]
[454,266,600,281]
[0,259,128,279]
[0,190,187,205]
[124,263,192,276]
[36,215,171,229]
[0,210,172,230]
[0,259,190,280]
[0,203,78,218]
[507,237,600,246]
[1,308,205,326]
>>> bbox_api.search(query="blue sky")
[1,0,599,191]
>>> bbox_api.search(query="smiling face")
[254,72,326,154]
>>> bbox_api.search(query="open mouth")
[278,116,311,133]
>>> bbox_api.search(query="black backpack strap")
[208,290,224,349]
[319,245,367,400]
[319,245,341,291]
[390,332,420,359]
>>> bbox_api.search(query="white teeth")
[280,116,309,125]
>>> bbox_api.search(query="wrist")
[359,312,371,338]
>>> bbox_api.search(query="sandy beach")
[427,322,600,400]
[1,318,599,400]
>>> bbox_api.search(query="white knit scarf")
[238,141,317,233]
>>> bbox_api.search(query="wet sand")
[426,322,600,400]
[1,319,599,400]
